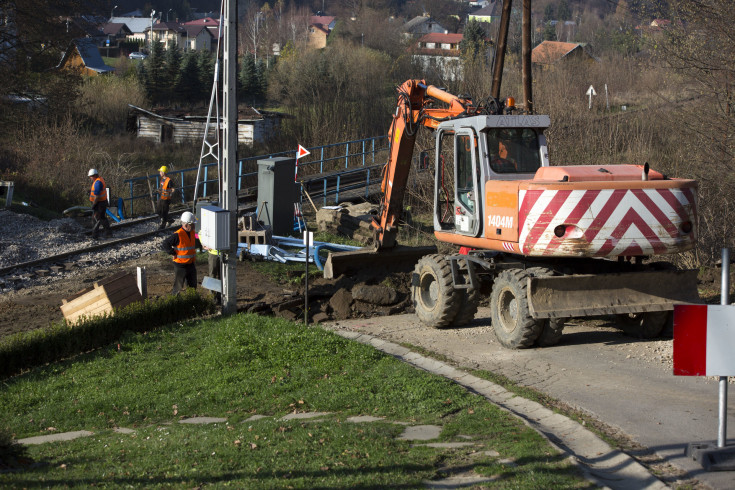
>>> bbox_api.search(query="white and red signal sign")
[674,305,735,376]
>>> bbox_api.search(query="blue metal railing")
[121,135,388,216]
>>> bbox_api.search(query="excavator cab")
[434,129,482,237]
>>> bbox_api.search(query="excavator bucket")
[323,245,437,279]
[527,269,701,319]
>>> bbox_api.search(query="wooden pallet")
[60,271,142,324]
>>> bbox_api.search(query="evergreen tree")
[164,44,183,103]
[460,19,488,62]
[197,50,216,101]
[544,4,555,21]
[175,50,201,104]
[557,0,572,21]
[544,22,557,41]
[255,58,268,102]
[143,41,167,105]
[239,53,258,98]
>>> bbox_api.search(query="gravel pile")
[0,209,167,292]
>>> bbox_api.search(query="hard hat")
[158,165,168,173]
[181,211,195,224]
[88,168,98,177]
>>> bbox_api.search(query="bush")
[0,289,214,379]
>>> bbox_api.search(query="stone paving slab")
[18,430,94,445]
[179,417,227,425]
[397,425,442,441]
[279,411,332,421]
[113,427,136,434]
[346,415,385,423]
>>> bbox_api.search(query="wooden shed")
[127,105,283,145]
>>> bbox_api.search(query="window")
[486,128,542,174]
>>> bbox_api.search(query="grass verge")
[0,314,589,488]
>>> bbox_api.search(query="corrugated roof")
[58,38,113,74]
[102,22,130,36]
[531,40,581,64]
[183,17,219,26]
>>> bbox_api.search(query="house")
[182,17,220,40]
[412,33,464,81]
[57,38,113,76]
[110,16,153,44]
[307,23,330,49]
[102,22,132,42]
[310,15,336,31]
[531,40,593,66]
[149,22,187,49]
[306,15,335,49]
[468,2,501,24]
[181,24,214,52]
[127,105,284,146]
[403,16,447,38]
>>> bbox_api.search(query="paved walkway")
[16,330,667,489]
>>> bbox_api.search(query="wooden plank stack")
[60,271,142,324]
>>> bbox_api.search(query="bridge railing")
[121,135,388,216]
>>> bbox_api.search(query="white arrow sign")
[586,85,597,109]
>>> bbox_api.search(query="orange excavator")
[328,0,700,348]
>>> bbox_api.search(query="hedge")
[0,290,214,379]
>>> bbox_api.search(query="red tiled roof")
[183,17,219,26]
[310,15,335,26]
[418,33,463,44]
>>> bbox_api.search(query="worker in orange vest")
[157,165,175,229]
[88,168,111,240]
[161,211,201,295]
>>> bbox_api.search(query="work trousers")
[172,263,197,295]
[91,201,111,238]
[157,199,171,228]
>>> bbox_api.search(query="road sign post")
[674,248,735,470]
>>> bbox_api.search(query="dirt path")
[328,310,735,489]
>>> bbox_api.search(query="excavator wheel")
[616,312,669,339]
[412,254,461,328]
[450,260,482,327]
[525,267,566,347]
[490,269,543,349]
[536,318,568,347]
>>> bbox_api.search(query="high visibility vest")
[89,177,108,202]
[160,176,173,200]
[173,228,196,265]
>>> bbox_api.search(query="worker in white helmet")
[161,211,201,294]
[156,165,175,230]
[88,168,112,240]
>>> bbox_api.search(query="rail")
[121,136,388,216]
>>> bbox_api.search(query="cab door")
[434,129,481,237]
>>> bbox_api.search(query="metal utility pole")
[221,0,238,314]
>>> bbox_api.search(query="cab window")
[486,128,542,174]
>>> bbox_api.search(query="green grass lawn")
[1,314,589,488]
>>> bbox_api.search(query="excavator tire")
[536,318,568,347]
[412,254,461,329]
[490,269,543,349]
[525,267,566,347]
[616,312,669,339]
[450,261,482,327]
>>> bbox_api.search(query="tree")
[557,0,571,21]
[543,4,555,21]
[239,53,259,102]
[460,19,489,62]
[197,50,216,101]
[142,41,167,105]
[164,44,182,103]
[174,50,201,104]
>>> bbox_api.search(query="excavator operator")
[489,130,517,173]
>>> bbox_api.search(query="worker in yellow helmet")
[157,165,175,230]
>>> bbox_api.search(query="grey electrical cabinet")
[257,157,300,236]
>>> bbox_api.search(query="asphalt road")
[329,307,735,489]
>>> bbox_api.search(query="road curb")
[329,327,668,490]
